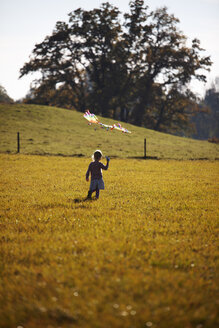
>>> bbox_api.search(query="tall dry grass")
[0,154,218,327]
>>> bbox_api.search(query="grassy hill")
[0,103,218,159]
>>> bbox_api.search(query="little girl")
[86,150,110,199]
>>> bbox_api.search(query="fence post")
[17,132,20,153]
[144,138,146,159]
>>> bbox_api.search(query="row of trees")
[20,0,212,134]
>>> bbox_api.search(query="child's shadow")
[73,197,95,203]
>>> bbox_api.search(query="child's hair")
[92,149,103,161]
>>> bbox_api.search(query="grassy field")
[0,154,218,328]
[0,103,219,159]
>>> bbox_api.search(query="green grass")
[0,154,218,328]
[0,103,218,159]
[1,103,218,327]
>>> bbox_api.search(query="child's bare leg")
[95,187,99,199]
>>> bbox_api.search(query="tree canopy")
[20,0,212,133]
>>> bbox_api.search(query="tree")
[0,84,13,103]
[20,3,123,116]
[20,0,212,133]
[123,2,211,127]
[192,84,219,139]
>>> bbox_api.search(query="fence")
[15,132,147,158]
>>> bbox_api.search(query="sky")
[0,0,219,101]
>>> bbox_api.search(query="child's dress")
[86,161,109,191]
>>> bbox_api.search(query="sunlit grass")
[0,154,218,327]
[0,103,219,159]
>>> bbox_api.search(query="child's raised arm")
[101,157,110,170]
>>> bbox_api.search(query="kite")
[83,110,131,133]
[83,111,99,125]
[112,123,131,134]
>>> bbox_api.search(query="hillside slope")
[0,103,218,159]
